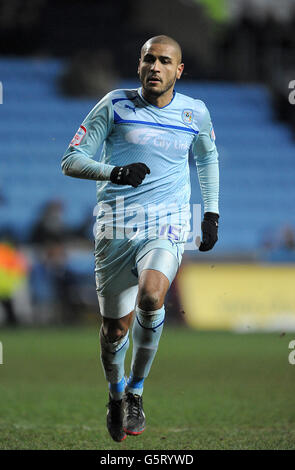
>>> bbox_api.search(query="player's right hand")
[110,163,150,188]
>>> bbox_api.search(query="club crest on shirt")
[182,109,193,125]
[70,125,86,146]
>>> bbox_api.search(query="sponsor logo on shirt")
[125,128,190,152]
[70,125,86,146]
[182,109,193,125]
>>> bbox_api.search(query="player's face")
[138,43,184,97]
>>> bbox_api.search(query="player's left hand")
[199,212,219,252]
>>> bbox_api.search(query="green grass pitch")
[0,326,294,450]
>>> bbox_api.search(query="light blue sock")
[99,327,129,400]
[109,376,126,401]
[126,305,165,396]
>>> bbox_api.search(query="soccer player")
[61,35,219,442]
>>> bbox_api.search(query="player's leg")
[97,284,138,443]
[126,267,169,394]
[99,310,133,442]
[95,236,139,442]
[100,309,134,401]
[124,267,169,435]
[124,245,182,435]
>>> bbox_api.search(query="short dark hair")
[141,35,182,63]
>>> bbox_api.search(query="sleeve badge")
[70,125,86,146]
[210,125,216,142]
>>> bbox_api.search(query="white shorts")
[94,237,184,319]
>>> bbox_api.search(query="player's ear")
[176,63,184,80]
[137,58,141,75]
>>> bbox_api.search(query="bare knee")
[138,290,162,311]
[102,312,133,342]
[104,326,126,343]
[137,269,169,311]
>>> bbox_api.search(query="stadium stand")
[1,59,295,255]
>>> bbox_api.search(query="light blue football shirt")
[62,87,219,241]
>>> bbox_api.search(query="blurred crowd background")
[0,0,294,330]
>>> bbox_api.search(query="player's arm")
[192,103,219,251]
[61,93,150,187]
[61,93,115,181]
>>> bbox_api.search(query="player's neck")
[142,88,174,108]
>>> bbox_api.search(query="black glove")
[110,163,150,188]
[199,212,219,252]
